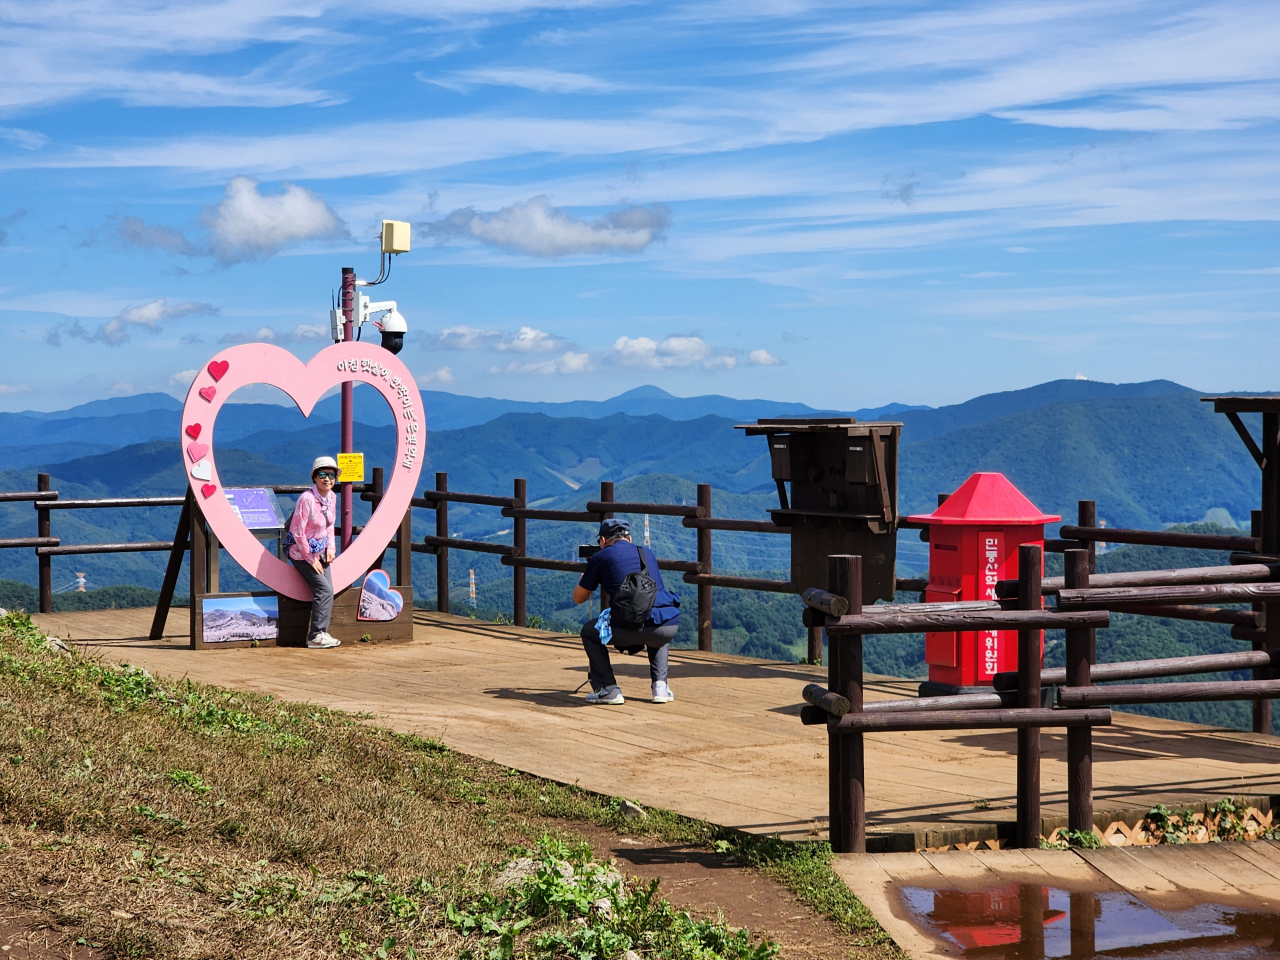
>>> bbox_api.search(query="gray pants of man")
[579,620,678,698]
[290,558,333,640]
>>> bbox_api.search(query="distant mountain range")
[0,375,1262,594]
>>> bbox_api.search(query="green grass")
[0,611,894,959]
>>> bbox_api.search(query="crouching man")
[574,518,681,705]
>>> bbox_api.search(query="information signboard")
[223,487,287,530]
[337,452,365,483]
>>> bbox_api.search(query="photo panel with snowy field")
[201,594,279,644]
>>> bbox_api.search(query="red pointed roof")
[907,472,1060,526]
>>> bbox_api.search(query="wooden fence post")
[1016,543,1043,848]
[150,491,192,641]
[1253,510,1270,734]
[1064,548,1093,835]
[1078,500,1097,575]
[513,477,527,627]
[599,482,614,611]
[189,498,207,648]
[36,473,52,614]
[697,483,712,652]
[828,554,864,853]
[435,472,449,614]
[808,625,823,666]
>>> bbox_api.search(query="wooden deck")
[833,843,1280,958]
[32,607,1280,848]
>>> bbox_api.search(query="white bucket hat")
[310,455,339,479]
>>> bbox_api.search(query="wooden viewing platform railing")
[799,497,1280,852]
[4,468,933,657]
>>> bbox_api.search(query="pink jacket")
[287,485,336,563]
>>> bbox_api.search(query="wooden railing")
[403,472,803,652]
[0,473,372,614]
[801,500,1280,852]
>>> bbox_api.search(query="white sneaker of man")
[307,632,341,649]
[651,681,674,703]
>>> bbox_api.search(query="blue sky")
[2,0,1279,412]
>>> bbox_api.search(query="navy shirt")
[579,540,680,625]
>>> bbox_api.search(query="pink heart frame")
[180,342,425,601]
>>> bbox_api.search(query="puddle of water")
[899,883,1280,958]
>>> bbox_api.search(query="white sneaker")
[307,632,341,649]
[585,687,625,705]
[651,681,674,704]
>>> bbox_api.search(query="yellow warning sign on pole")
[337,452,365,483]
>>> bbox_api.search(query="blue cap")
[598,518,631,539]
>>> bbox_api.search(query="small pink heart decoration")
[185,423,201,440]
[187,442,209,462]
[358,569,404,621]
[180,342,425,601]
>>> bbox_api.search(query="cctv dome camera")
[377,307,407,355]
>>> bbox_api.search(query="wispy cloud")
[422,196,671,258]
[48,298,217,346]
[426,67,618,94]
[489,351,590,375]
[218,323,329,345]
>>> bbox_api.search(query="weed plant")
[0,612,892,958]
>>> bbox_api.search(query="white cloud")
[423,196,670,258]
[610,335,736,370]
[493,326,565,353]
[433,325,501,350]
[203,177,348,265]
[0,128,47,150]
[747,348,781,366]
[113,177,347,265]
[490,351,590,375]
[416,366,455,385]
[169,369,198,386]
[428,67,617,94]
[48,297,217,346]
[110,381,136,395]
[1074,372,1089,380]
[0,383,31,395]
[218,323,329,345]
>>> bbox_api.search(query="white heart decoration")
[190,459,212,481]
[180,342,425,601]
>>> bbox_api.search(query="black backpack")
[610,545,658,629]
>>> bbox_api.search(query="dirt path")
[573,823,869,960]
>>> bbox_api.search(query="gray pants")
[580,620,678,695]
[291,558,333,640]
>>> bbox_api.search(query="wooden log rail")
[1059,679,1280,706]
[37,541,175,556]
[825,608,1110,635]
[0,491,58,503]
[994,649,1280,689]
[1058,524,1260,553]
[832,707,1111,733]
[994,562,1277,598]
[800,691,1011,724]
[1057,581,1280,609]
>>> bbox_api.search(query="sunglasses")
[314,471,338,480]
